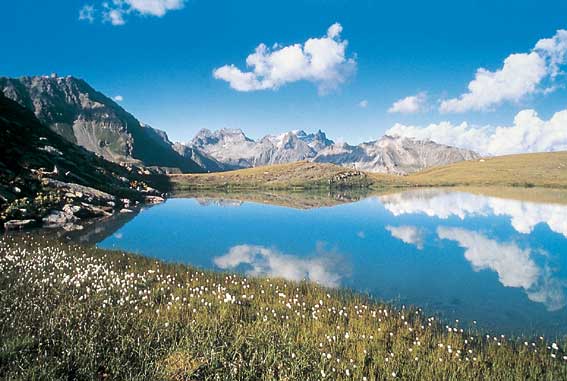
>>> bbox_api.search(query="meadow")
[1,234,566,380]
[169,151,567,191]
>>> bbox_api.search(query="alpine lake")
[66,187,567,338]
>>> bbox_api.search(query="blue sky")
[2,0,567,151]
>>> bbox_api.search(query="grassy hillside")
[399,152,567,188]
[2,234,566,380]
[170,161,375,190]
[170,152,567,191]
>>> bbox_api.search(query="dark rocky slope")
[0,75,202,173]
[0,94,168,230]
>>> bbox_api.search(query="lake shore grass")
[1,235,566,380]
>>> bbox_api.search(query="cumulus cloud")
[359,99,369,108]
[213,23,356,94]
[113,95,124,102]
[437,227,565,311]
[386,107,567,155]
[385,225,425,249]
[388,92,427,114]
[79,0,185,25]
[439,30,567,113]
[213,244,346,288]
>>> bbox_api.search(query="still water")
[98,189,567,336]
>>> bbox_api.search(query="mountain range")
[179,128,479,174]
[1,75,480,175]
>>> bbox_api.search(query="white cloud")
[213,23,356,94]
[388,92,427,114]
[113,95,124,102]
[438,227,539,289]
[534,29,567,77]
[78,5,95,23]
[359,99,368,108]
[380,190,567,311]
[437,227,566,311]
[386,225,425,249]
[106,8,126,25]
[380,188,567,238]
[386,107,567,155]
[440,30,567,113]
[80,0,185,25]
[124,0,185,16]
[213,244,345,288]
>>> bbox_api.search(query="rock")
[107,201,116,207]
[42,210,78,227]
[63,204,82,215]
[145,195,165,204]
[63,223,84,231]
[39,145,63,156]
[4,219,35,230]
[79,203,113,218]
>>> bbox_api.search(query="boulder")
[145,195,165,204]
[4,219,35,230]
[42,210,78,227]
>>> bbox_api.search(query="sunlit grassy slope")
[170,152,567,190]
[2,235,567,380]
[400,151,567,188]
[170,161,375,190]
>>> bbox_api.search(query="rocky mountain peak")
[0,75,202,173]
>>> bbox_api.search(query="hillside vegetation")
[171,152,567,191]
[170,162,375,190]
[2,235,566,380]
[401,152,567,188]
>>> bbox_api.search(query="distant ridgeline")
[1,75,479,176]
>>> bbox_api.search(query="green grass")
[1,235,566,380]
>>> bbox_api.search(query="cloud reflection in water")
[214,244,347,288]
